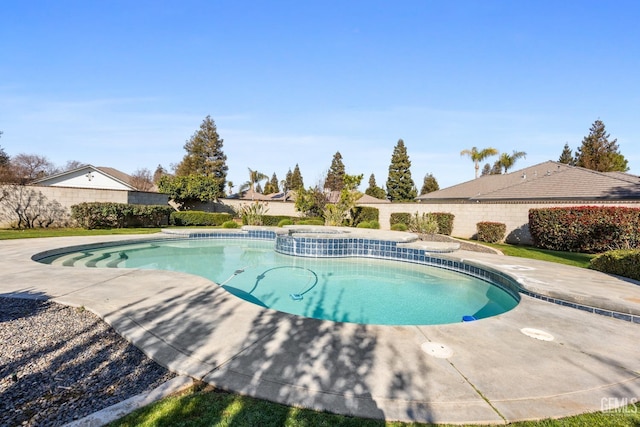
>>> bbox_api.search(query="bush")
[71,202,172,229]
[222,220,240,228]
[590,249,640,281]
[297,219,325,226]
[432,212,454,236]
[477,221,506,243]
[277,219,294,227]
[356,220,380,229]
[390,212,412,228]
[170,211,232,227]
[260,215,297,226]
[391,223,408,231]
[351,206,379,227]
[239,202,269,226]
[529,206,640,253]
[409,212,439,235]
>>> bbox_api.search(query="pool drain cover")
[520,328,554,341]
[421,342,453,358]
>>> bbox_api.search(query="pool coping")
[2,230,640,424]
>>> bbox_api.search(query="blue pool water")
[39,238,519,325]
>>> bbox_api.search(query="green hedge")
[590,249,640,281]
[170,211,233,226]
[529,206,640,253]
[71,202,172,229]
[356,220,380,229]
[390,212,412,228]
[476,221,506,243]
[351,207,379,226]
[391,223,408,231]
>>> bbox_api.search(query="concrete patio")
[1,233,639,425]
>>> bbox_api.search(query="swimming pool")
[37,233,519,326]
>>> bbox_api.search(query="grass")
[474,241,595,268]
[109,384,640,427]
[7,227,636,426]
[0,227,162,239]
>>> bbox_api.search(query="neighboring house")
[417,161,640,203]
[33,165,143,191]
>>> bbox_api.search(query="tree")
[460,146,499,178]
[386,139,417,202]
[365,173,387,200]
[130,168,154,191]
[495,150,527,173]
[324,151,346,191]
[62,160,86,172]
[481,163,492,176]
[10,154,57,183]
[575,120,629,172]
[420,173,439,195]
[157,174,223,205]
[290,164,304,190]
[153,164,168,184]
[323,174,363,226]
[558,143,575,165]
[263,173,280,194]
[227,181,234,196]
[240,168,268,193]
[294,186,327,218]
[175,116,228,180]
[163,116,228,202]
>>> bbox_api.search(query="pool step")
[49,250,128,268]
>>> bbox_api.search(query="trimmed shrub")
[222,220,240,228]
[297,219,325,226]
[356,220,380,229]
[432,212,454,236]
[590,249,640,281]
[351,206,379,227]
[529,206,640,253]
[170,211,232,227]
[277,218,294,227]
[390,212,412,228]
[409,212,439,235]
[477,221,506,243]
[260,215,297,226]
[391,223,408,232]
[71,202,172,229]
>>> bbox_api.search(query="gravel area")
[0,297,177,427]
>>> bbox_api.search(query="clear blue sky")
[1,0,638,191]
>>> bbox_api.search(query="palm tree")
[240,168,268,193]
[497,150,527,173]
[460,147,499,178]
[226,181,234,197]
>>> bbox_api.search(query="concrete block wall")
[213,199,640,245]
[0,185,169,227]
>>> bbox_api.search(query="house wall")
[38,168,132,190]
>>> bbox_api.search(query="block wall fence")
[217,199,640,245]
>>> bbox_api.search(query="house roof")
[33,165,143,191]
[417,161,640,202]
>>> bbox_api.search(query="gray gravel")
[0,297,176,427]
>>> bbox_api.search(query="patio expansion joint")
[413,326,506,422]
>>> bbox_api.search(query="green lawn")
[7,227,636,426]
[109,384,639,427]
[477,241,595,268]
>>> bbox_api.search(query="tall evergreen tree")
[420,173,439,195]
[481,163,492,176]
[365,173,387,200]
[460,146,499,178]
[175,115,228,181]
[324,151,346,191]
[285,169,293,191]
[386,139,417,202]
[153,164,167,184]
[558,143,575,165]
[575,120,628,172]
[263,172,280,194]
[290,164,304,190]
